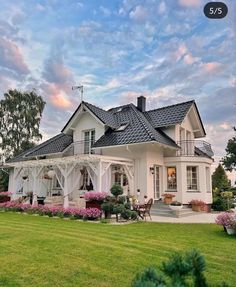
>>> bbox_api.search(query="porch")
[7,154,134,208]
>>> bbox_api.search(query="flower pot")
[226,226,236,235]
[169,205,183,211]
[192,205,203,212]
[86,201,102,210]
[164,197,173,205]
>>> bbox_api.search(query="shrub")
[125,202,132,210]
[0,192,12,197]
[215,212,235,229]
[113,204,125,214]
[212,197,233,211]
[130,210,138,220]
[101,202,114,213]
[131,249,229,287]
[121,209,132,220]
[110,184,123,199]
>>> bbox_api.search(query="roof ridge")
[130,104,156,141]
[145,100,194,113]
[83,101,107,112]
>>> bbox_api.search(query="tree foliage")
[222,134,236,172]
[212,164,230,190]
[131,250,228,287]
[0,89,45,158]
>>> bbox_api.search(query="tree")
[212,164,230,190]
[0,89,45,158]
[222,134,236,172]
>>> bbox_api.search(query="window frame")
[166,166,177,191]
[186,166,199,191]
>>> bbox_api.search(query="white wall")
[73,112,105,142]
[164,156,213,204]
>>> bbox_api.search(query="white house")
[5,96,213,208]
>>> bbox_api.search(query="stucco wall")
[73,112,105,142]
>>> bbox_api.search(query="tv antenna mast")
[72,85,83,102]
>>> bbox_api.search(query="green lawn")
[0,213,235,287]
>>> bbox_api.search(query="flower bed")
[0,201,102,220]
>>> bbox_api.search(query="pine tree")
[212,164,230,191]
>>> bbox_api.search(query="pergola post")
[96,159,102,192]
[31,167,44,205]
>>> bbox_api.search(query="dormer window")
[115,123,129,132]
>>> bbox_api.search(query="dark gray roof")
[144,100,194,128]
[83,101,117,128]
[93,104,178,148]
[9,99,204,163]
[7,133,72,163]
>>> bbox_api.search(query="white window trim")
[186,166,199,192]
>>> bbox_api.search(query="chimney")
[137,96,146,112]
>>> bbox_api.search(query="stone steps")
[151,201,200,218]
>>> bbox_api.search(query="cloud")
[129,5,148,22]
[158,1,166,14]
[48,88,73,109]
[99,6,111,17]
[178,0,202,7]
[183,53,199,65]
[0,37,29,74]
[202,62,222,73]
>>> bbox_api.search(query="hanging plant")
[47,169,55,178]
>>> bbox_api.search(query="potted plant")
[215,212,234,232]
[0,192,12,203]
[189,199,206,212]
[169,201,183,211]
[225,219,236,235]
[101,202,114,219]
[162,193,175,204]
[84,192,107,210]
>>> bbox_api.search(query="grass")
[0,213,235,287]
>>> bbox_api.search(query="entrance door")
[153,166,160,199]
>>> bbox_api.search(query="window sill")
[186,190,201,193]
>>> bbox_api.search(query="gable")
[73,111,105,142]
[183,103,206,138]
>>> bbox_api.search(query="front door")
[153,166,160,199]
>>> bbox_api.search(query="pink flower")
[84,192,108,202]
[215,212,235,227]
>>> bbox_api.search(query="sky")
[0,0,235,179]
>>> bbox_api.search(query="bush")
[113,204,125,214]
[212,197,233,211]
[110,184,123,199]
[121,209,132,220]
[130,211,138,220]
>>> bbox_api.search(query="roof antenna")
[72,85,83,102]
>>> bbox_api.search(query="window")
[113,166,128,187]
[187,166,198,190]
[83,129,95,154]
[205,167,211,192]
[167,167,177,190]
[115,122,129,131]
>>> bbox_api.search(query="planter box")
[169,205,183,211]
[226,226,236,235]
[164,197,173,205]
[86,201,102,210]
[192,205,203,212]
[0,196,11,203]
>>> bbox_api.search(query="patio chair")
[135,198,153,221]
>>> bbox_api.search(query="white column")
[96,160,102,192]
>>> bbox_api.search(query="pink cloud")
[178,0,202,7]
[172,44,187,61]
[0,37,29,74]
[183,53,199,65]
[202,62,222,72]
[46,83,73,109]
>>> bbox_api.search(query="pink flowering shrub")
[215,212,233,226]
[0,192,12,197]
[0,202,101,220]
[84,192,108,202]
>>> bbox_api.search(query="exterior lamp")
[150,167,154,174]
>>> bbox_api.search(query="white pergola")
[6,154,134,208]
